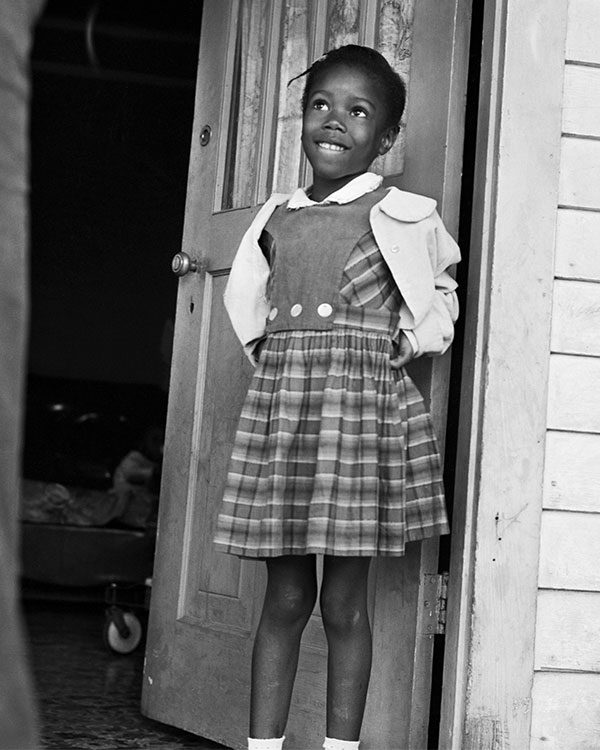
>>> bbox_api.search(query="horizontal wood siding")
[547,355,600,433]
[550,279,600,356]
[543,431,600,512]
[532,1,600,747]
[559,138,600,209]
[539,511,600,591]
[535,590,600,672]
[531,673,600,750]
[565,0,600,63]
[562,65,600,138]
[555,209,600,281]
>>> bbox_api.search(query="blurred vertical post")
[0,1,45,748]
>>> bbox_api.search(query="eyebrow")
[308,89,378,110]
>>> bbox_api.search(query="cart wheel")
[103,610,142,654]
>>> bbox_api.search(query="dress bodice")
[263,187,387,333]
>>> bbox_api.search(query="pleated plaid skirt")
[214,231,449,558]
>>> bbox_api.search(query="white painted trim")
[439,1,569,748]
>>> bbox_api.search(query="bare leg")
[250,555,317,738]
[320,556,372,741]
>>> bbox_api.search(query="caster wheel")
[103,610,142,654]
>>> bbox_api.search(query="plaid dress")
[214,195,449,558]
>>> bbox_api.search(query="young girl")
[214,45,460,750]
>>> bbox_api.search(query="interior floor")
[23,598,228,749]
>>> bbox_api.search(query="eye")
[312,99,329,111]
[350,106,368,118]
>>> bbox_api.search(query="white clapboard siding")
[539,510,600,591]
[555,208,600,281]
[566,0,600,65]
[550,279,600,356]
[535,589,600,671]
[533,3,600,749]
[543,430,600,512]
[563,64,600,137]
[530,672,600,750]
[559,137,600,209]
[547,354,600,433]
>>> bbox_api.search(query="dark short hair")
[296,44,407,129]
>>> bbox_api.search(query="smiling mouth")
[317,142,347,152]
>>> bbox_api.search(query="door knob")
[171,252,198,276]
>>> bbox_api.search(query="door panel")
[142,2,470,748]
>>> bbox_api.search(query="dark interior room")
[20,1,222,746]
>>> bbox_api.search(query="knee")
[320,589,369,638]
[264,580,316,628]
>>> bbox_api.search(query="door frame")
[440,1,569,748]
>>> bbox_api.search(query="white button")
[317,303,333,318]
[290,304,303,317]
[390,245,400,253]
[268,307,278,321]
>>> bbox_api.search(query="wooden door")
[142,2,470,748]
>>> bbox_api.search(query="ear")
[378,125,399,156]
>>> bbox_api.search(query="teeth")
[318,142,345,151]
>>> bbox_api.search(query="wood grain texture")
[543,430,600,512]
[563,64,600,138]
[566,0,600,64]
[538,510,600,591]
[555,208,600,282]
[530,672,600,750]
[454,2,569,748]
[535,589,600,672]
[547,353,600,433]
[550,278,600,356]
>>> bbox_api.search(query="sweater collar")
[287,172,383,209]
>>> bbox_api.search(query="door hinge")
[421,572,448,636]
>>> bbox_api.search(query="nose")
[323,111,346,132]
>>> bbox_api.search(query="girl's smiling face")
[301,63,398,202]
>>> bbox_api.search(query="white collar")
[287,172,383,209]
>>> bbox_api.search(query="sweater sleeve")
[409,213,460,357]
[223,197,286,364]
